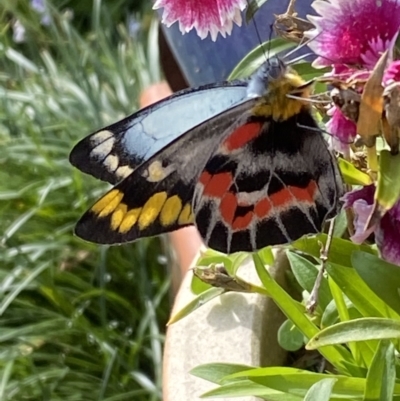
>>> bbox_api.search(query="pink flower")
[343,185,400,266]
[154,0,247,41]
[306,0,400,68]
[326,106,357,155]
[383,60,400,85]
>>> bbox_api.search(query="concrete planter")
[163,249,291,401]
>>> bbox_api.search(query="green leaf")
[257,246,275,265]
[364,340,395,401]
[228,38,296,80]
[0,5,168,400]
[293,235,376,268]
[0,261,51,316]
[252,254,356,374]
[332,208,349,238]
[352,251,400,317]
[0,182,41,200]
[375,149,400,210]
[287,251,332,311]
[278,319,304,351]
[307,318,400,349]
[321,297,362,327]
[227,367,368,398]
[2,208,38,244]
[326,263,398,318]
[338,158,373,185]
[321,299,340,327]
[6,48,39,73]
[196,250,233,270]
[230,252,251,275]
[190,363,254,384]
[0,318,67,342]
[202,381,303,400]
[191,274,212,294]
[304,378,337,401]
[0,360,13,400]
[167,287,225,325]
[328,278,376,368]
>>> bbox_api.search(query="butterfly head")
[248,57,314,121]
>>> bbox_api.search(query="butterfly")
[69,57,344,254]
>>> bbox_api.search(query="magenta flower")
[326,106,357,155]
[383,60,400,85]
[306,0,400,68]
[153,0,246,41]
[343,185,400,266]
[325,69,368,154]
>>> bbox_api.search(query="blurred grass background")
[0,1,171,400]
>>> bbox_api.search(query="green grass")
[0,2,169,400]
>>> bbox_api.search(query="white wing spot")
[143,160,173,182]
[103,154,119,172]
[116,165,134,179]
[90,137,115,158]
[91,130,114,145]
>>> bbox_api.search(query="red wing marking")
[220,193,254,230]
[270,188,293,208]
[232,212,253,230]
[291,181,318,202]
[222,122,263,151]
[254,198,272,218]
[220,192,237,224]
[199,171,212,186]
[216,180,318,232]
[202,172,233,198]
[270,181,318,208]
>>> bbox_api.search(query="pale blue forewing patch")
[70,83,249,184]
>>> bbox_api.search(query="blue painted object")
[159,0,314,86]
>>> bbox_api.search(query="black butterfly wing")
[193,110,344,253]
[69,82,248,185]
[74,98,258,244]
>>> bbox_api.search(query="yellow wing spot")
[91,189,124,217]
[160,195,182,227]
[138,192,168,230]
[178,203,194,225]
[111,203,128,230]
[119,207,142,233]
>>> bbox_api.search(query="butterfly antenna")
[282,30,323,62]
[282,28,355,70]
[266,23,274,61]
[246,0,269,62]
[286,94,330,104]
[296,123,354,145]
[300,34,357,70]
[286,52,315,65]
[274,1,355,69]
